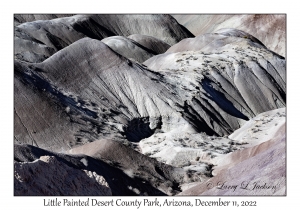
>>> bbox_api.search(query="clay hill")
[172,14,286,57]
[14,14,286,196]
[14,14,193,63]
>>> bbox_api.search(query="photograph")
[13,14,286,197]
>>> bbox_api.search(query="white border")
[3,0,297,209]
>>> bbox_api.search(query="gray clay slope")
[14,14,286,196]
[15,33,285,151]
[15,14,193,63]
[101,36,156,63]
[15,143,196,196]
[172,14,286,56]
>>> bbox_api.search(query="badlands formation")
[173,14,286,57]
[14,14,286,196]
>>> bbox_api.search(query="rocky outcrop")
[14,155,112,196]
